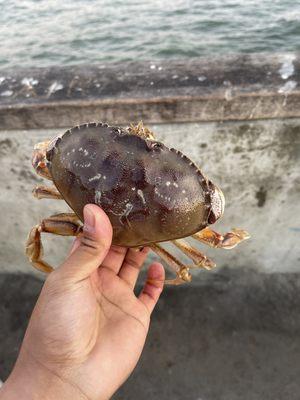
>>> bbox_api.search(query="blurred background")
[1,0,300,68]
[0,1,300,399]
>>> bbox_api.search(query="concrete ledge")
[0,53,299,129]
[1,270,300,399]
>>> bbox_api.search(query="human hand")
[1,205,164,400]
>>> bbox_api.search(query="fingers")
[69,239,128,275]
[69,237,80,255]
[57,205,112,281]
[101,245,128,274]
[139,263,165,314]
[118,247,149,288]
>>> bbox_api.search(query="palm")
[85,268,150,383]
[23,243,163,400]
[76,266,151,364]
[3,207,164,400]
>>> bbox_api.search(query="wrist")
[0,353,88,400]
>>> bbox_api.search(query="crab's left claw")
[193,227,250,249]
[221,228,250,249]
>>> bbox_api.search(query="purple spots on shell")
[47,121,217,245]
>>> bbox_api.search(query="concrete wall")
[0,118,299,279]
[0,54,299,279]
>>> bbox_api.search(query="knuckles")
[80,232,110,256]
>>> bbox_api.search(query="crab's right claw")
[32,140,52,180]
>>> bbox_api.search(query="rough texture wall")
[0,118,299,278]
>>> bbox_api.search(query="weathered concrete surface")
[0,54,300,129]
[0,119,299,277]
[1,270,300,399]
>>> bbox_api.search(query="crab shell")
[44,123,225,247]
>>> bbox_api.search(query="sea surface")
[0,0,299,69]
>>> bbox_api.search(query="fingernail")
[84,206,95,233]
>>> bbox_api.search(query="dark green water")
[0,0,299,69]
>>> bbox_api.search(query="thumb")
[57,204,113,281]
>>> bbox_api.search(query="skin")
[0,205,165,400]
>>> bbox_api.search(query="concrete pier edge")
[0,52,299,129]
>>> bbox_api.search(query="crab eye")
[46,136,61,161]
[146,141,162,151]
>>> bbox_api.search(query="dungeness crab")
[26,122,249,284]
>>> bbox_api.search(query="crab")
[26,122,250,285]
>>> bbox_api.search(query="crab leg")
[33,185,63,200]
[26,213,82,273]
[149,243,192,285]
[193,227,250,249]
[172,239,216,270]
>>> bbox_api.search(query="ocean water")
[0,0,299,69]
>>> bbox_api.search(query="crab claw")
[32,141,52,180]
[193,227,250,250]
[221,229,251,249]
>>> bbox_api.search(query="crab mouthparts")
[208,185,225,224]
